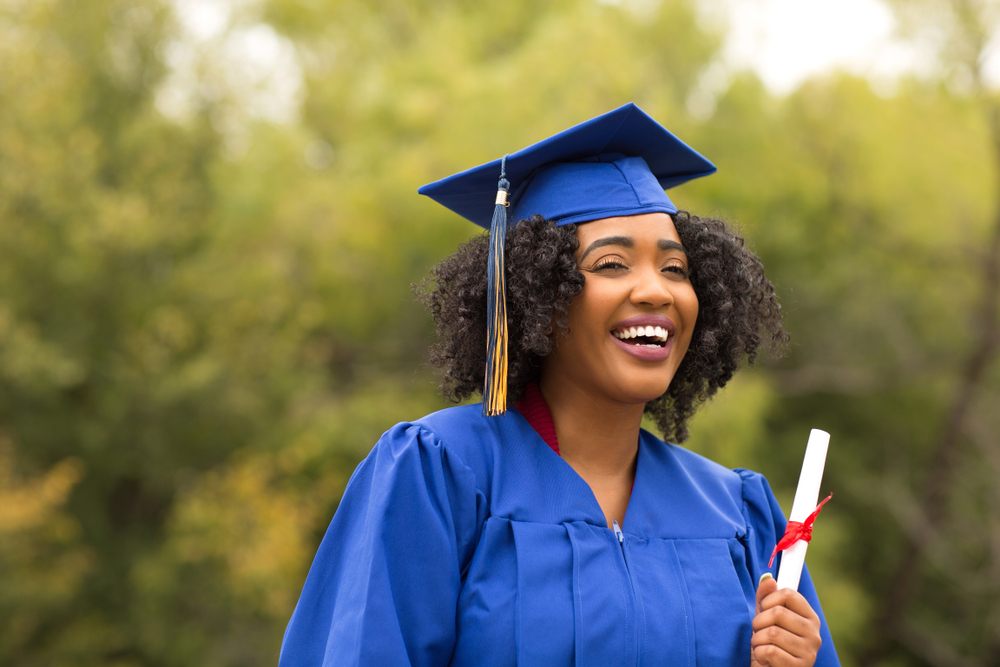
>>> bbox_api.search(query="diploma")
[776,429,830,591]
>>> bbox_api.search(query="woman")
[280,103,840,666]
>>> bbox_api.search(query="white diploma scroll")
[776,429,830,591]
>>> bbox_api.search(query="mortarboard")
[418,102,716,416]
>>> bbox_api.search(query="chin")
[611,376,673,405]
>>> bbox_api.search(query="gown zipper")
[612,520,640,665]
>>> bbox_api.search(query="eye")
[588,257,629,273]
[662,262,690,279]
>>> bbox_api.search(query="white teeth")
[612,325,670,343]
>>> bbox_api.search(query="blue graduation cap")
[418,102,716,416]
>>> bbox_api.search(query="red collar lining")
[515,383,560,456]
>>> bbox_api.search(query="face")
[541,212,699,406]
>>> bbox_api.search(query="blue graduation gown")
[280,404,840,666]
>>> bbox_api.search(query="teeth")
[612,325,670,342]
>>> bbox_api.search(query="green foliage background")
[2,0,998,664]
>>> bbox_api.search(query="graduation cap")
[418,102,716,416]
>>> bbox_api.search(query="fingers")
[758,587,820,624]
[751,622,817,661]
[756,572,777,613]
[752,574,822,666]
[752,603,815,637]
[751,642,798,667]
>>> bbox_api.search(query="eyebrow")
[579,235,687,261]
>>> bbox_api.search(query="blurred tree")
[702,65,999,663]
[696,13,999,661]
[854,1,1000,664]
[0,439,89,661]
[0,0,330,662]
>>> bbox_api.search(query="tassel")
[484,157,510,416]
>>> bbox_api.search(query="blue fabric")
[511,156,678,226]
[417,103,715,229]
[280,405,840,666]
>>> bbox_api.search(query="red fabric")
[768,493,833,568]
[516,383,560,456]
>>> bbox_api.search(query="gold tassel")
[483,160,510,415]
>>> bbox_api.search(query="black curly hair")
[421,212,787,442]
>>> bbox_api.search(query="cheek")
[680,284,699,321]
[688,291,699,323]
[564,279,603,328]
[557,283,615,350]
[675,287,699,344]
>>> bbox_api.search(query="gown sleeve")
[279,422,486,667]
[737,469,841,666]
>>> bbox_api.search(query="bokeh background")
[2,0,999,665]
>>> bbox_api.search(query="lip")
[609,315,676,362]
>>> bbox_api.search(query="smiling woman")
[548,215,700,416]
[279,104,840,666]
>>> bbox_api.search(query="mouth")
[608,317,676,362]
[611,324,670,349]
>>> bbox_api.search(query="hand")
[750,573,822,667]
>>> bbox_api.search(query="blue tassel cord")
[484,158,510,416]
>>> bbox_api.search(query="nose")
[628,265,675,308]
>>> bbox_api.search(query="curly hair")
[420,212,787,442]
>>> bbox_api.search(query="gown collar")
[515,383,560,455]
[503,399,745,539]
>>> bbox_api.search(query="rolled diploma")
[776,429,830,591]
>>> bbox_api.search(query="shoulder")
[371,403,500,494]
[638,430,786,534]
[643,429,777,502]
[732,466,786,531]
[413,403,501,444]
[642,429,747,497]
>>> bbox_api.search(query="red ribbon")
[768,493,833,568]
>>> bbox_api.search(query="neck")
[537,375,644,478]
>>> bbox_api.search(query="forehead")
[574,212,681,249]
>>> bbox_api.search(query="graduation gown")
[280,404,840,666]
